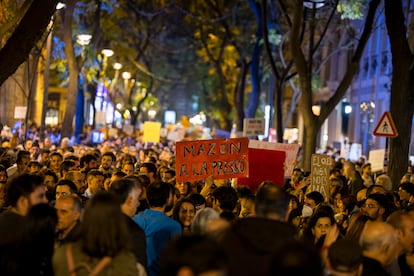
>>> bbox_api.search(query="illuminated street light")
[148,109,157,120]
[56,2,66,9]
[101,48,114,57]
[303,0,325,9]
[113,62,122,70]
[122,71,131,80]
[76,34,92,46]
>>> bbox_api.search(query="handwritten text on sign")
[310,154,331,201]
[175,138,249,182]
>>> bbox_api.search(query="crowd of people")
[0,134,413,276]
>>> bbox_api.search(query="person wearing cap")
[326,239,363,276]
[359,221,399,276]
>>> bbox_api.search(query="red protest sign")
[175,138,249,182]
[237,148,286,192]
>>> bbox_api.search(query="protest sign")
[248,140,300,177]
[243,118,265,136]
[368,149,386,172]
[237,148,285,192]
[175,138,249,182]
[310,154,331,200]
[143,121,161,142]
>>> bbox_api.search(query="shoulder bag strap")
[90,256,112,276]
[65,243,77,276]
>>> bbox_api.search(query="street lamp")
[101,48,114,57]
[76,34,92,46]
[303,0,325,9]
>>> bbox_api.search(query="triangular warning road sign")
[373,112,398,137]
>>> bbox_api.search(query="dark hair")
[137,174,150,189]
[41,169,59,184]
[303,206,335,244]
[60,160,75,173]
[49,151,63,160]
[109,178,136,204]
[81,192,131,258]
[112,170,127,178]
[80,153,97,168]
[54,179,78,194]
[255,181,290,218]
[211,186,238,212]
[160,234,229,276]
[399,182,414,195]
[147,181,172,207]
[340,194,357,214]
[270,240,322,276]
[26,203,57,275]
[187,193,206,207]
[6,173,44,207]
[140,162,157,174]
[306,191,325,206]
[87,169,104,178]
[16,150,30,164]
[172,198,196,229]
[102,152,116,162]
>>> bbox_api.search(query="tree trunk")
[61,0,79,139]
[0,0,59,86]
[302,119,320,173]
[384,0,414,188]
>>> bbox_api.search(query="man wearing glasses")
[361,193,391,221]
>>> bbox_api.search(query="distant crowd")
[0,133,413,276]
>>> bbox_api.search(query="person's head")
[187,193,206,212]
[65,170,86,193]
[146,181,172,208]
[387,211,414,255]
[16,150,30,172]
[41,168,59,193]
[345,213,372,242]
[173,198,196,230]
[160,234,229,276]
[54,179,78,200]
[255,181,290,220]
[359,221,399,266]
[328,177,343,197]
[361,193,389,221]
[375,174,393,191]
[48,152,63,171]
[211,185,238,214]
[110,170,127,184]
[80,153,98,171]
[361,163,371,176]
[306,206,336,243]
[27,203,57,257]
[101,152,116,170]
[109,178,141,217]
[269,240,323,276]
[175,182,190,197]
[366,184,387,196]
[398,182,414,201]
[86,169,105,195]
[81,192,131,258]
[291,168,303,184]
[121,161,135,176]
[328,239,363,276]
[190,207,220,235]
[55,194,81,234]
[6,173,48,215]
[27,160,42,173]
[338,194,357,215]
[343,162,356,178]
[139,162,157,183]
[304,191,325,210]
[59,160,76,177]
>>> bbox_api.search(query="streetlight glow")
[122,71,131,80]
[56,2,66,10]
[76,34,92,46]
[303,0,325,9]
[101,49,114,57]
[113,62,122,70]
